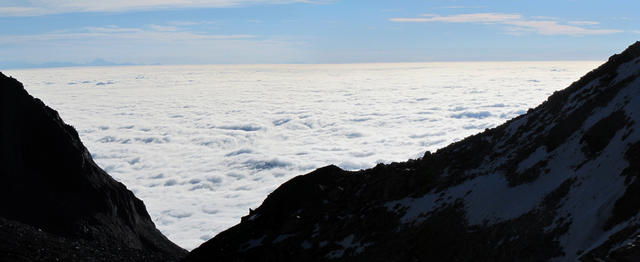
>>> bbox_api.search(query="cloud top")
[390,13,622,36]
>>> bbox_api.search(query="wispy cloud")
[390,13,522,23]
[568,21,600,26]
[149,24,180,32]
[86,26,143,33]
[506,20,618,35]
[530,16,558,20]
[0,25,254,44]
[0,0,317,16]
[390,13,622,36]
[0,6,42,16]
[439,5,487,10]
[168,20,218,26]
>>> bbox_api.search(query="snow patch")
[325,234,372,259]
[386,192,440,224]
[272,233,295,243]
[241,235,266,251]
[516,146,548,173]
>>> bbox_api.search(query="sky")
[0,0,638,68]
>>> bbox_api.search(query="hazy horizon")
[2,59,606,70]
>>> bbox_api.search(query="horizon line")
[1,59,605,71]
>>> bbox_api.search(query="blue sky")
[1,0,638,68]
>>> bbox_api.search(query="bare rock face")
[185,42,640,262]
[0,73,187,261]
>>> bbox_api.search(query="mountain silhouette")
[0,72,186,261]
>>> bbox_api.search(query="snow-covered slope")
[185,42,640,262]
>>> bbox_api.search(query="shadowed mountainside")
[185,42,640,261]
[0,72,187,261]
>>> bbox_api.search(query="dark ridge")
[542,41,640,118]
[541,42,640,151]
[499,42,640,186]
[0,217,174,262]
[0,72,186,261]
[543,74,634,152]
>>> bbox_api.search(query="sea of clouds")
[5,61,600,249]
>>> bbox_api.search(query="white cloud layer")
[0,0,317,16]
[5,61,600,249]
[390,13,622,36]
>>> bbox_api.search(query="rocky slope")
[0,72,186,261]
[185,42,640,262]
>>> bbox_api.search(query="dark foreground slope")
[186,42,640,262]
[0,73,186,261]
